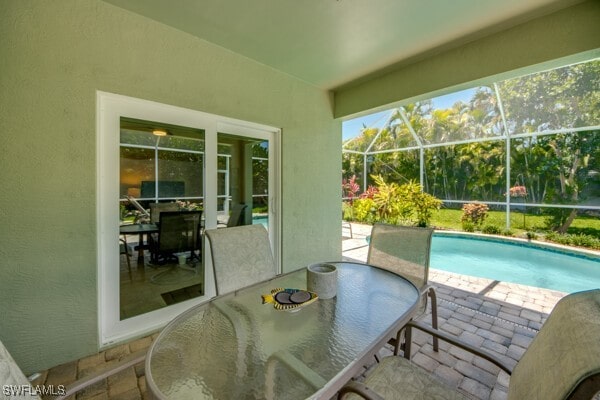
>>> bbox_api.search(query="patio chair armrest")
[405,321,513,375]
[48,349,147,400]
[339,380,385,400]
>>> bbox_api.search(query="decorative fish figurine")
[261,288,318,311]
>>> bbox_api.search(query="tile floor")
[36,223,592,399]
[119,240,204,319]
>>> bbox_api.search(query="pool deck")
[36,222,579,400]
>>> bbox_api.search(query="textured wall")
[0,0,340,373]
[334,0,600,118]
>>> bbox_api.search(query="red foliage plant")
[342,175,360,203]
[508,185,527,197]
[360,185,379,199]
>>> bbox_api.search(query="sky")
[342,110,390,141]
[342,87,480,141]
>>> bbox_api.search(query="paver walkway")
[37,222,583,399]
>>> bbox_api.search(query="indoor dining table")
[145,261,420,400]
[119,223,158,266]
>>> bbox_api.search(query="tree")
[498,61,600,232]
[342,59,599,233]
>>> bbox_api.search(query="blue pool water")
[252,216,268,228]
[430,235,600,293]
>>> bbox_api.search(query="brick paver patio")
[36,222,583,399]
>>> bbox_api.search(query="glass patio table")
[145,261,419,400]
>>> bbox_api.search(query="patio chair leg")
[429,287,439,352]
[342,221,353,238]
[403,324,413,360]
[120,237,132,282]
[393,328,404,356]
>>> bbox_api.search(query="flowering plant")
[508,185,527,198]
[127,210,150,224]
[461,203,489,226]
[176,200,203,211]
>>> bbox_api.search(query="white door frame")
[97,91,280,347]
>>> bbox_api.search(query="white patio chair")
[205,224,276,295]
[367,223,438,353]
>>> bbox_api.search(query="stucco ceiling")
[103,0,582,90]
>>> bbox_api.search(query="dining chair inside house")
[367,223,439,353]
[119,237,132,281]
[218,203,248,228]
[205,224,276,295]
[150,210,202,265]
[340,288,600,400]
[149,202,179,224]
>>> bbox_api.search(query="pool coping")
[433,230,600,262]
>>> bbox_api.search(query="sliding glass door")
[98,92,280,345]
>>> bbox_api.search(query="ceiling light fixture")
[152,129,168,136]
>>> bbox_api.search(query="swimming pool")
[253,215,268,228]
[430,233,600,293]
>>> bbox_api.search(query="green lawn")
[429,208,600,242]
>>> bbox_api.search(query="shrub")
[461,203,489,227]
[360,185,379,200]
[526,231,538,240]
[364,175,442,227]
[371,175,411,224]
[342,201,353,221]
[400,181,443,227]
[545,232,600,250]
[352,198,377,223]
[502,229,514,236]
[482,224,501,235]
[253,205,269,214]
[462,221,475,232]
